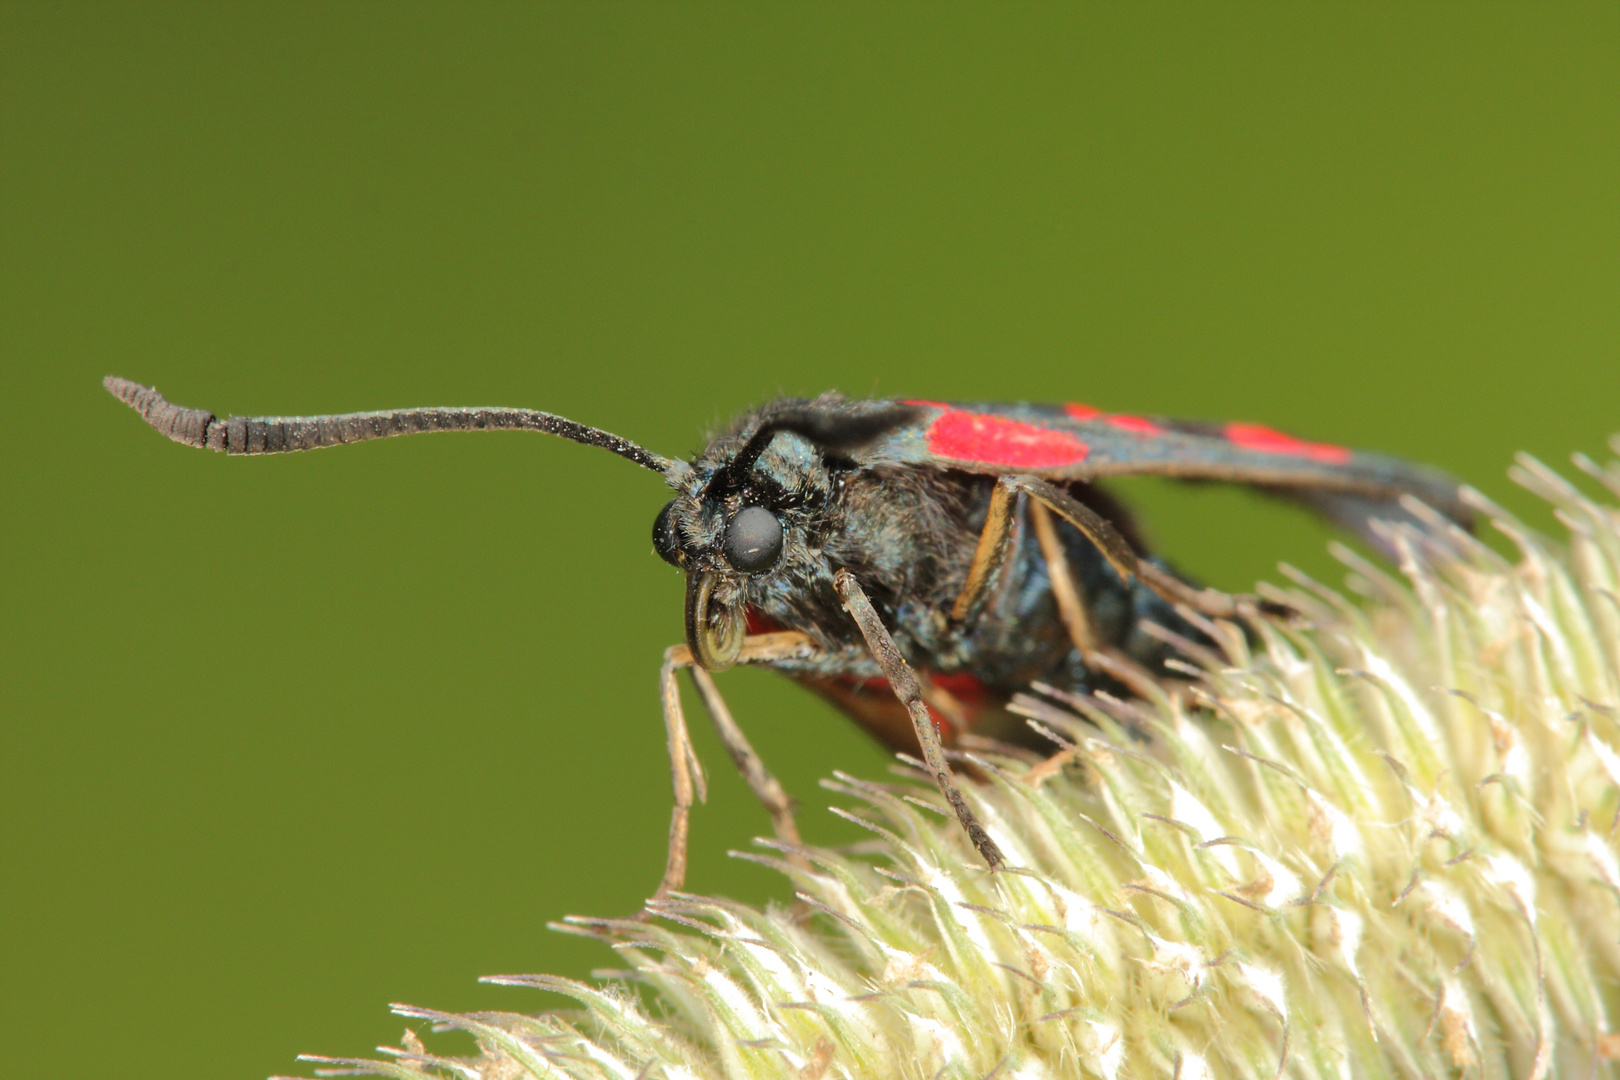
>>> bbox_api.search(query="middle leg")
[834,569,1007,871]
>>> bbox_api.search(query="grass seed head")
[290,444,1620,1080]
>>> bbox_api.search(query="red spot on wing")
[1066,403,1162,435]
[1105,414,1164,436]
[927,410,1089,468]
[1224,423,1352,465]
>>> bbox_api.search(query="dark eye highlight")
[652,500,683,567]
[723,506,783,573]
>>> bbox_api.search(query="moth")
[105,377,1468,898]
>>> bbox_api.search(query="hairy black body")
[657,398,1219,751]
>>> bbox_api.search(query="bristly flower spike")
[273,434,1620,1080]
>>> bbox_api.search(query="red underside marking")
[1105,414,1163,436]
[745,609,784,635]
[1224,422,1353,465]
[929,670,989,705]
[1063,402,1102,421]
[926,410,1089,469]
[836,670,989,738]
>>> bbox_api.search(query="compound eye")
[723,505,783,573]
[652,500,683,567]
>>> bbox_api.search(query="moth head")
[654,398,923,670]
[651,442,807,671]
[652,501,781,573]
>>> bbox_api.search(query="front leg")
[651,631,819,905]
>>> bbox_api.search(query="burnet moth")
[105,377,1469,898]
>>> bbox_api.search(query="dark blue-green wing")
[875,399,1470,549]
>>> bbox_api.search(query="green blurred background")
[3,4,1617,1077]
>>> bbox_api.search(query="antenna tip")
[103,375,146,405]
[104,376,220,450]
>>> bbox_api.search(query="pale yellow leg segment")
[950,478,1019,622]
[654,650,700,903]
[1026,497,1166,717]
[1008,475,1270,620]
[1028,499,1099,656]
[688,665,805,857]
[649,632,819,907]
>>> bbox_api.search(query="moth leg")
[833,568,1006,870]
[949,477,1018,622]
[1007,475,1278,621]
[953,475,1109,653]
[649,631,820,905]
[652,648,704,904]
[684,664,806,862]
[1027,499,1100,656]
[1031,504,1187,702]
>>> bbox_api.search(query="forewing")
[884,399,1470,549]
